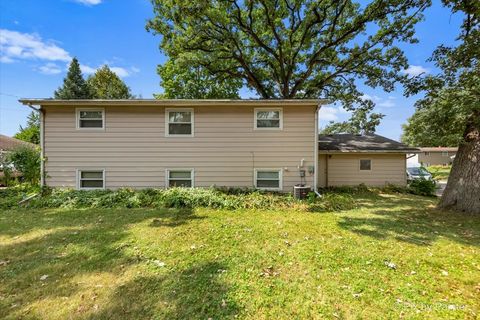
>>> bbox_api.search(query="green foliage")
[147,0,428,113]
[408,179,436,196]
[54,57,93,99]
[402,0,479,147]
[427,165,451,181]
[156,58,241,99]
[321,105,384,134]
[308,193,357,212]
[0,153,14,187]
[14,112,40,144]
[8,146,41,185]
[0,184,40,208]
[87,65,134,99]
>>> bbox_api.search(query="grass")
[1,192,479,319]
[427,165,452,181]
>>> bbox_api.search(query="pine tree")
[54,57,92,99]
[87,65,133,99]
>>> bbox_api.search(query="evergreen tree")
[54,57,92,99]
[87,65,134,99]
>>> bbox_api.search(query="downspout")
[314,104,321,197]
[25,103,45,188]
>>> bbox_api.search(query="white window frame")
[254,168,283,191]
[254,108,283,130]
[165,108,194,137]
[76,169,105,190]
[76,108,105,130]
[359,159,372,171]
[165,169,195,188]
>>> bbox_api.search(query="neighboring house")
[0,134,36,154]
[19,99,416,192]
[418,147,458,166]
[317,134,418,187]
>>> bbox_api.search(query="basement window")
[255,169,282,190]
[167,170,194,188]
[359,159,371,171]
[77,109,104,129]
[78,170,105,189]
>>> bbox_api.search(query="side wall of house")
[418,152,456,166]
[319,153,407,187]
[43,104,316,192]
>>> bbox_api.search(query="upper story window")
[166,108,194,136]
[442,151,449,156]
[254,108,283,130]
[76,108,104,129]
[359,159,371,171]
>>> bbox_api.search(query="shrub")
[8,146,41,185]
[0,184,40,209]
[307,193,357,212]
[408,179,437,196]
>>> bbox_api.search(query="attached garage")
[317,134,419,187]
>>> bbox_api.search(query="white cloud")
[39,62,62,75]
[361,94,396,108]
[319,106,340,121]
[402,65,429,77]
[81,64,138,78]
[0,29,71,63]
[73,0,102,5]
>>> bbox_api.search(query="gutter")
[24,103,45,188]
[313,104,321,197]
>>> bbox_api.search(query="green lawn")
[427,165,452,181]
[1,193,479,319]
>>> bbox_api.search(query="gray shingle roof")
[0,134,37,152]
[318,134,419,153]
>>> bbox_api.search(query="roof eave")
[318,149,420,153]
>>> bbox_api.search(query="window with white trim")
[255,108,283,129]
[359,159,371,171]
[78,170,105,189]
[77,109,104,129]
[167,170,194,187]
[442,151,449,156]
[166,109,193,136]
[255,169,282,190]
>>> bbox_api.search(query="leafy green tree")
[87,65,134,99]
[54,57,93,99]
[8,146,41,185]
[14,112,40,144]
[321,103,384,134]
[404,0,479,213]
[156,58,241,99]
[147,0,429,111]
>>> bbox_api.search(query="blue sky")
[0,0,463,140]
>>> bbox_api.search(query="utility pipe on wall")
[314,104,321,197]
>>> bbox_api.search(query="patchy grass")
[427,165,452,181]
[0,193,479,319]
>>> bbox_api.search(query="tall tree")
[87,65,134,99]
[156,58,241,99]
[321,102,384,134]
[147,0,429,111]
[54,57,93,99]
[14,111,40,144]
[404,0,479,213]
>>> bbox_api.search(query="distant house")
[418,147,458,166]
[0,134,37,155]
[19,99,417,191]
[318,134,418,187]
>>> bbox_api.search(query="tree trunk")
[438,110,480,214]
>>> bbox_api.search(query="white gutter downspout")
[314,104,321,197]
[25,103,45,188]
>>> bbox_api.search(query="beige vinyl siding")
[418,152,455,166]
[43,104,316,192]
[319,153,407,187]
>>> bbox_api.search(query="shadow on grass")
[89,262,238,319]
[149,208,205,227]
[337,193,480,247]
[0,207,209,319]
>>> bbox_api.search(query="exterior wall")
[318,153,407,187]
[43,104,317,192]
[418,151,456,166]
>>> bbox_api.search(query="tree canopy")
[87,65,134,99]
[148,0,429,110]
[321,105,384,135]
[14,111,40,145]
[54,57,93,99]
[156,58,242,99]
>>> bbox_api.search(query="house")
[0,134,37,154]
[318,134,418,187]
[418,147,458,166]
[19,99,416,192]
